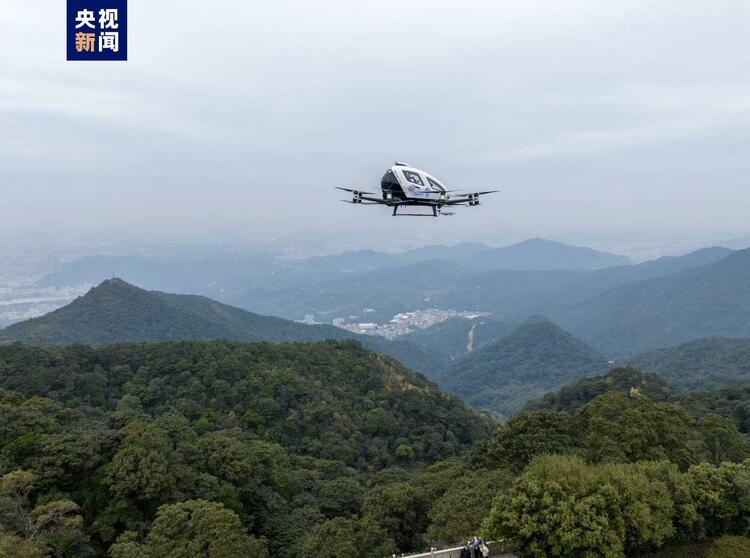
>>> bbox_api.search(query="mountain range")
[15,239,750,400]
[225,243,731,328]
[459,237,631,271]
[0,278,441,375]
[8,275,750,417]
[0,283,610,416]
[557,247,750,356]
[35,240,745,360]
[38,239,626,289]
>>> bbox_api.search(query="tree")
[483,455,686,558]
[363,482,430,552]
[0,532,44,558]
[426,469,511,546]
[575,392,695,468]
[311,477,364,518]
[0,470,35,537]
[698,414,750,465]
[108,531,145,558]
[687,461,750,537]
[469,411,575,471]
[143,500,267,558]
[298,516,395,558]
[104,421,174,506]
[0,473,91,557]
[31,499,90,557]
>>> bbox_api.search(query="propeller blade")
[453,189,499,197]
[335,187,375,194]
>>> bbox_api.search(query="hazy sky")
[2,0,749,254]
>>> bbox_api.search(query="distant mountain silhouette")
[462,238,631,271]
[29,244,743,361]
[300,242,491,272]
[37,244,492,290]
[559,248,750,357]
[437,316,609,417]
[565,246,733,291]
[35,253,279,297]
[0,279,440,374]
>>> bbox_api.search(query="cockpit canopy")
[381,163,447,200]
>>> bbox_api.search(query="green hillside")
[0,340,493,557]
[675,385,750,434]
[0,278,441,375]
[524,367,674,413]
[2,341,748,558]
[439,316,609,416]
[0,340,490,468]
[0,278,353,345]
[526,366,750,436]
[559,248,750,356]
[473,375,750,557]
[627,337,750,390]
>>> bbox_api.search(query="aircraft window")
[427,177,445,191]
[402,170,424,187]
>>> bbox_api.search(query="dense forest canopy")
[475,372,750,558]
[526,367,750,436]
[627,337,750,390]
[0,338,749,557]
[0,340,489,469]
[0,340,496,557]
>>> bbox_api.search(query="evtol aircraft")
[336,163,497,217]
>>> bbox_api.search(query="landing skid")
[392,213,440,217]
[391,205,441,217]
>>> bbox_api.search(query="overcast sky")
[1,0,749,255]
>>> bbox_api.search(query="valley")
[2,236,750,557]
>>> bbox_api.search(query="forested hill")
[525,366,750,436]
[470,365,750,558]
[0,340,493,557]
[0,340,490,468]
[0,278,362,345]
[627,336,750,390]
[438,316,609,416]
[559,247,750,356]
[524,367,675,413]
[0,278,440,374]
